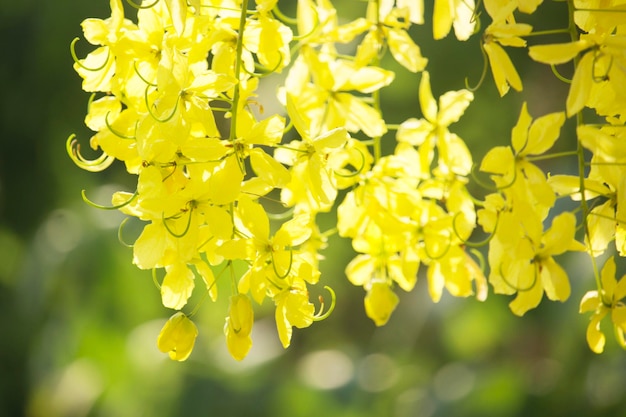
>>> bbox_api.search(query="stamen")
[70,38,110,72]
[67,134,115,172]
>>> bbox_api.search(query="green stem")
[229,0,250,142]
[523,28,570,37]
[525,150,578,162]
[568,0,602,290]
[371,0,382,163]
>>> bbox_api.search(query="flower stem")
[230,0,250,142]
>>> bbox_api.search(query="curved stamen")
[118,217,135,248]
[272,247,293,279]
[105,112,137,140]
[162,162,178,182]
[313,286,336,321]
[145,86,180,123]
[162,208,193,238]
[152,267,162,290]
[465,42,489,92]
[133,61,157,87]
[82,189,138,210]
[70,38,111,71]
[243,52,285,77]
[334,146,366,178]
[453,210,500,248]
[498,260,537,292]
[470,163,499,191]
[272,4,298,25]
[421,230,452,260]
[125,0,160,9]
[282,116,294,134]
[550,64,572,83]
[292,12,321,42]
[67,134,115,172]
[473,162,518,191]
[592,49,613,82]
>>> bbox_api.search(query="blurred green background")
[1,1,626,417]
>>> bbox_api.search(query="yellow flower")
[489,208,585,316]
[157,312,198,361]
[73,0,136,92]
[397,71,473,178]
[282,48,394,138]
[276,96,350,211]
[480,102,564,216]
[274,278,315,348]
[364,282,399,326]
[483,22,532,96]
[580,257,626,353]
[529,33,626,117]
[224,294,254,361]
[548,125,626,256]
[353,3,428,72]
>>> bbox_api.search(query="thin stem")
[229,0,250,142]
[523,28,570,37]
[525,150,578,162]
[188,262,229,318]
[551,64,573,83]
[371,0,383,163]
[567,0,602,290]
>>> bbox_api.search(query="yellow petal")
[586,313,606,354]
[511,102,532,154]
[567,51,594,117]
[133,222,167,269]
[342,65,395,94]
[525,111,566,155]
[480,146,515,176]
[452,0,477,41]
[528,40,591,65]
[484,42,522,97]
[419,71,438,123]
[387,28,428,72]
[237,196,270,242]
[250,148,291,188]
[334,93,387,138]
[438,89,474,126]
[600,256,617,297]
[580,290,601,313]
[225,294,254,360]
[509,277,544,316]
[346,254,375,286]
[587,202,615,256]
[541,212,579,256]
[364,282,399,326]
[161,263,195,310]
[157,312,198,361]
[164,0,187,36]
[433,0,453,40]
[208,156,243,205]
[540,257,571,302]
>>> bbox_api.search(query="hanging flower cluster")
[69,0,626,360]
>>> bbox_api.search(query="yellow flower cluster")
[68,0,626,360]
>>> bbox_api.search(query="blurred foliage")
[1,1,626,417]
